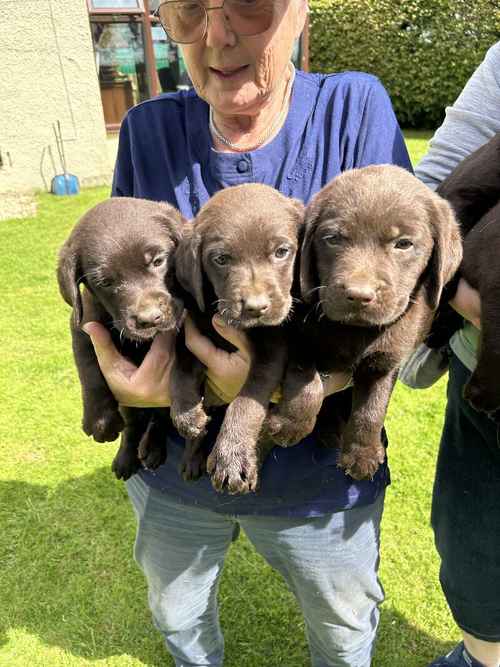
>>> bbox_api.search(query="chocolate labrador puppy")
[171,183,304,494]
[57,197,185,480]
[425,132,500,414]
[271,165,462,479]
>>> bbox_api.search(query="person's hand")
[184,314,251,403]
[449,277,481,329]
[82,322,175,407]
[184,314,353,403]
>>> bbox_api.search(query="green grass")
[1,130,460,667]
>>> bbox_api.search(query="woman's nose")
[205,7,237,48]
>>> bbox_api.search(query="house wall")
[0,0,114,220]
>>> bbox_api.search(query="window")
[91,21,150,127]
[151,24,190,92]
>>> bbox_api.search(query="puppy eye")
[213,254,230,267]
[99,277,113,288]
[274,245,290,259]
[322,235,341,246]
[152,255,166,268]
[394,238,414,250]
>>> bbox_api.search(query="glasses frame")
[153,0,274,44]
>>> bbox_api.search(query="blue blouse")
[112,69,412,517]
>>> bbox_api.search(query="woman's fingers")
[138,331,176,379]
[82,321,172,407]
[184,314,250,403]
[184,315,251,367]
[82,321,134,378]
[212,316,252,361]
[184,314,221,367]
[449,278,481,329]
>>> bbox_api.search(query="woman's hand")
[82,316,252,409]
[449,278,481,329]
[184,314,251,403]
[82,322,175,407]
[185,315,353,401]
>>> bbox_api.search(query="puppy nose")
[345,285,376,305]
[134,308,163,328]
[242,295,270,317]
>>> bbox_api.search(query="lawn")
[0,130,460,667]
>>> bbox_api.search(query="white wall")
[0,0,115,219]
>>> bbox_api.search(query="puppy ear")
[299,213,318,303]
[57,241,84,327]
[155,203,186,245]
[425,195,463,310]
[175,225,205,312]
[289,197,305,223]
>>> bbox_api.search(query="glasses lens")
[157,1,206,43]
[224,0,275,36]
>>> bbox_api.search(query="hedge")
[309,0,500,128]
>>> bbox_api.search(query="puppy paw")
[339,443,385,480]
[463,378,500,415]
[138,441,166,471]
[111,448,141,481]
[180,447,207,481]
[83,408,124,443]
[171,403,210,441]
[207,442,259,495]
[265,414,315,447]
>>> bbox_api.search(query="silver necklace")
[209,64,295,153]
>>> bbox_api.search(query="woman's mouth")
[209,65,248,79]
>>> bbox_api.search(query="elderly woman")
[83,1,412,665]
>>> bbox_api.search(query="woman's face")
[180,0,307,116]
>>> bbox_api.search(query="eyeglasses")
[154,0,276,44]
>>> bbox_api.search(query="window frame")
[86,0,145,15]
[89,0,158,131]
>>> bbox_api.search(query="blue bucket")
[51,173,80,196]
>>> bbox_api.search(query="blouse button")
[237,159,249,173]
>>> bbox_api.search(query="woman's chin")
[204,83,266,116]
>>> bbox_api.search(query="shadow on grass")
[1,469,453,666]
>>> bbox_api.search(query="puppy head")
[175,184,304,328]
[57,197,186,341]
[301,165,462,326]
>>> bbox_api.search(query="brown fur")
[457,202,500,414]
[170,183,304,494]
[57,197,185,480]
[271,165,462,479]
[427,132,500,415]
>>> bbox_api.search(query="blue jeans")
[127,475,385,667]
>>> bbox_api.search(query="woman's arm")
[400,43,500,389]
[416,42,500,325]
[415,42,500,191]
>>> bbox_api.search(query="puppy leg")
[72,323,124,442]
[463,287,500,414]
[339,368,396,480]
[137,408,170,471]
[314,390,353,449]
[207,329,286,494]
[170,337,211,441]
[179,436,207,481]
[111,408,152,481]
[265,355,323,446]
